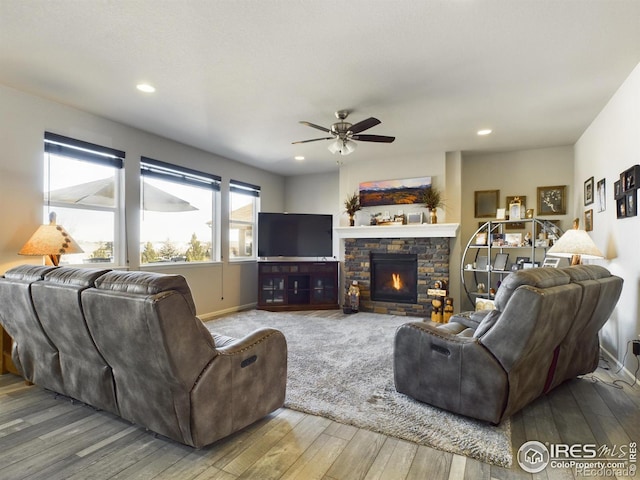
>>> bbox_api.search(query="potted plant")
[344,192,361,226]
[421,186,444,224]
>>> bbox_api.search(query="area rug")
[205,309,512,467]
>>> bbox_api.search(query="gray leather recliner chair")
[394,265,623,424]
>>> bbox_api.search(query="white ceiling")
[2,1,640,176]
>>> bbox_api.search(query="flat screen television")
[258,212,333,258]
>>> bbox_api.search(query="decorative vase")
[349,215,355,226]
[430,209,438,224]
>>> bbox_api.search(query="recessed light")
[294,155,305,161]
[136,83,156,93]
[477,129,492,136]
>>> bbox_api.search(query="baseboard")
[600,346,639,383]
[198,303,257,322]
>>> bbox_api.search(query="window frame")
[139,157,221,265]
[228,180,260,262]
[43,132,125,266]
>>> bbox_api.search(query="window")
[140,157,220,264]
[44,132,124,265]
[229,180,260,260]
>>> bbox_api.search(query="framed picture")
[475,231,488,245]
[525,208,534,218]
[505,221,526,230]
[584,177,594,206]
[621,165,639,192]
[493,253,509,271]
[505,233,522,246]
[617,197,627,218]
[475,190,500,218]
[522,262,540,269]
[626,190,637,217]
[407,212,422,224]
[596,178,606,212]
[584,209,593,231]
[476,255,489,270]
[506,195,525,220]
[614,180,623,199]
[359,176,431,207]
[542,257,560,268]
[537,185,567,215]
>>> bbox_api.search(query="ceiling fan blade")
[351,134,395,143]
[299,121,331,133]
[349,117,381,134]
[291,137,334,144]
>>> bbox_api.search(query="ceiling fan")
[292,110,395,156]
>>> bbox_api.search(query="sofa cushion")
[561,264,612,282]
[44,266,111,287]
[494,267,570,310]
[3,265,57,282]
[94,270,197,315]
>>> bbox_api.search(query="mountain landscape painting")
[359,176,432,207]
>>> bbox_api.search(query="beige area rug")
[205,309,512,467]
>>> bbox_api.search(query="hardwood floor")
[1,360,638,479]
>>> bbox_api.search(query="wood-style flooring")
[0,356,638,479]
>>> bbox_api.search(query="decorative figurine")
[443,297,454,323]
[348,280,360,313]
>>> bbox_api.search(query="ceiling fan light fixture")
[328,139,357,156]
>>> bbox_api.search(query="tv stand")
[257,261,339,311]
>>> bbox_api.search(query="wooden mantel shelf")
[334,223,459,240]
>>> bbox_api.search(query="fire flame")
[392,273,402,290]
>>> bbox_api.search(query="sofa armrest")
[189,328,287,447]
[450,309,493,330]
[394,322,508,424]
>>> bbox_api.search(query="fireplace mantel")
[335,223,459,240]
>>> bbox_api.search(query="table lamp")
[546,218,603,265]
[19,212,83,266]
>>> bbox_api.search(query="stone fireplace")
[335,224,458,317]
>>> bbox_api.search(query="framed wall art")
[537,185,567,215]
[474,190,500,218]
[596,178,606,212]
[626,190,637,217]
[506,195,525,220]
[584,177,594,206]
[407,212,422,224]
[614,180,622,199]
[584,209,593,231]
[621,165,640,192]
[359,176,431,207]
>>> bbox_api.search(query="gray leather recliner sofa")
[394,265,623,424]
[0,265,287,448]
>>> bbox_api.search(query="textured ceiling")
[2,1,640,176]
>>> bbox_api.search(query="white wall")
[284,171,339,216]
[460,146,575,309]
[574,62,640,374]
[0,84,285,317]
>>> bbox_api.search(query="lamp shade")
[546,228,603,261]
[19,212,83,265]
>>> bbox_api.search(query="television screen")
[258,213,333,258]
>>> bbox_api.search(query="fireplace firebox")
[370,253,418,304]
